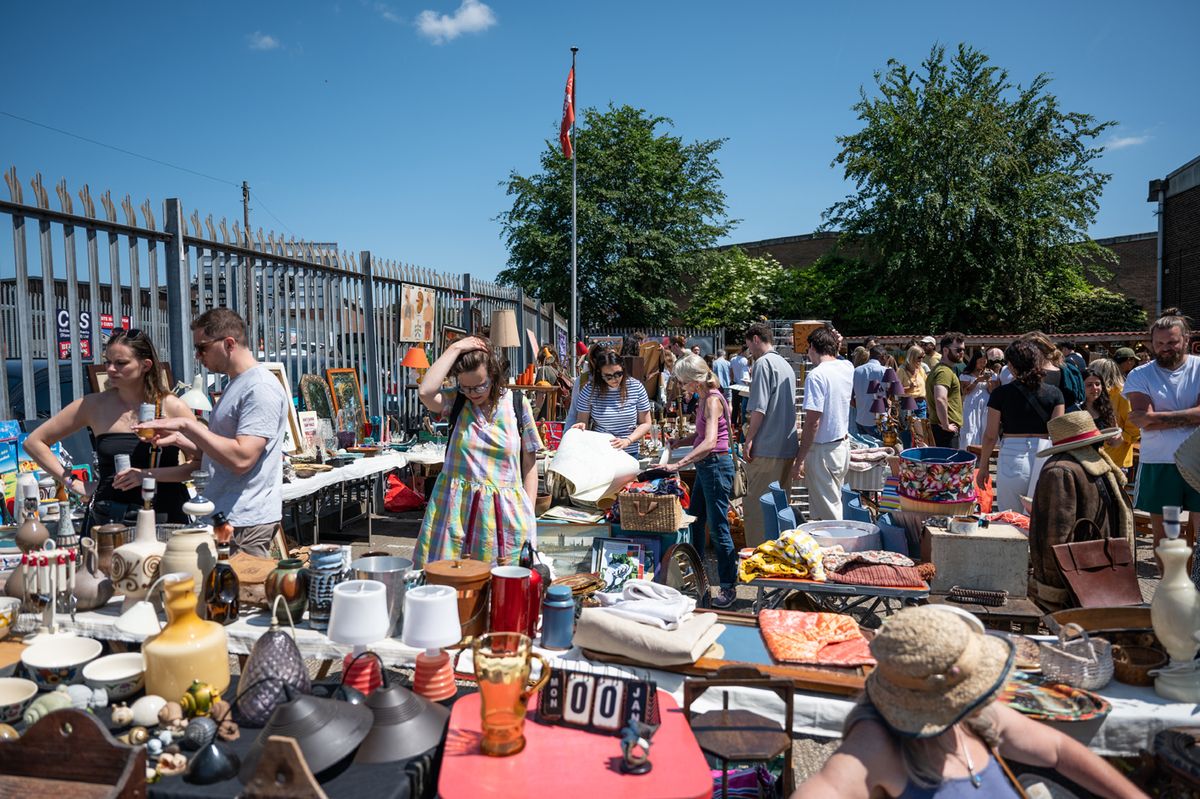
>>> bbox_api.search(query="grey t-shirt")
[747,351,798,459]
[205,365,288,526]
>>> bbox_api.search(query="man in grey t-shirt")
[742,322,798,547]
[137,308,287,558]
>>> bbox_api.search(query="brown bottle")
[204,544,240,625]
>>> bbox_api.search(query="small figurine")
[91,687,109,708]
[211,699,239,741]
[111,702,134,728]
[618,718,659,775]
[65,684,93,710]
[158,701,184,726]
[181,680,221,718]
[156,752,188,776]
[121,726,150,745]
[147,738,164,756]
[182,717,218,750]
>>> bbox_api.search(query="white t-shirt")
[803,359,855,444]
[1123,356,1200,463]
[730,354,750,385]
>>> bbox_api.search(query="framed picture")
[399,284,437,343]
[556,328,569,365]
[326,368,366,431]
[87,362,174,394]
[441,325,468,356]
[591,538,645,592]
[262,362,302,455]
[299,374,334,420]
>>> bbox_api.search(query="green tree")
[498,104,735,329]
[822,44,1119,333]
[686,247,783,330]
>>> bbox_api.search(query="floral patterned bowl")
[0,677,38,723]
[82,652,146,701]
[20,636,103,691]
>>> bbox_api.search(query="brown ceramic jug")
[91,523,130,577]
[73,537,115,611]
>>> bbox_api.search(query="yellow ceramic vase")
[144,573,231,702]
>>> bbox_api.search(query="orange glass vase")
[144,573,231,702]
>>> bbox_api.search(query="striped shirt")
[578,378,651,455]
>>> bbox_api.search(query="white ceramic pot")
[82,652,147,702]
[20,636,103,690]
[111,509,166,610]
[161,526,217,605]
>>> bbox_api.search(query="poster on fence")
[399,284,436,343]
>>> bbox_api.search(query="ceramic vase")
[110,509,166,610]
[264,558,308,624]
[15,514,50,554]
[161,527,218,606]
[73,537,115,611]
[306,545,345,632]
[91,524,131,577]
[143,573,231,702]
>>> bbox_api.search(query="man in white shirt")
[794,326,854,520]
[851,345,888,438]
[1124,309,1200,568]
[729,348,750,427]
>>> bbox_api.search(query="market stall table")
[746,576,930,616]
[282,451,406,544]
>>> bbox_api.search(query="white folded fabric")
[574,608,723,666]
[593,579,696,630]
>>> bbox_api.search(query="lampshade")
[901,396,918,412]
[327,580,390,647]
[239,689,373,781]
[881,368,899,384]
[401,346,430,370]
[180,373,212,413]
[354,683,450,764]
[867,379,880,394]
[490,309,520,348]
[869,397,888,414]
[402,585,461,650]
[890,381,905,397]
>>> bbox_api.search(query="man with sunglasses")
[136,307,288,558]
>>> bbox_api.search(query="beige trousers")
[804,439,851,521]
[744,456,795,548]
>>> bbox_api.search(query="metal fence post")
[163,199,192,382]
[516,288,528,372]
[462,273,472,333]
[360,251,383,420]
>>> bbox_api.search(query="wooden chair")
[0,709,145,798]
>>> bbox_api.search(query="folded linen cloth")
[758,610,875,667]
[574,607,723,666]
[593,579,696,630]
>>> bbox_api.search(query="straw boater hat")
[865,606,1014,738]
[1036,411,1120,459]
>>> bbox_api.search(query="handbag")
[1051,519,1142,608]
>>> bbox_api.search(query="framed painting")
[326,368,366,431]
[556,328,569,365]
[262,362,303,455]
[441,325,467,356]
[299,374,334,420]
[399,284,437,343]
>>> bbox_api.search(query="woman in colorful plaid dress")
[414,336,541,566]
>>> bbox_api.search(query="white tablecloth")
[282,452,407,502]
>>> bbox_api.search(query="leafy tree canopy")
[817,44,1126,334]
[498,104,735,329]
[686,247,784,330]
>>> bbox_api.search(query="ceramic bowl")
[21,636,104,690]
[82,652,146,701]
[0,677,38,723]
[0,596,20,640]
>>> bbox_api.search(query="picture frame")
[440,325,468,357]
[87,362,174,395]
[591,538,645,592]
[262,362,303,455]
[299,374,334,420]
[399,284,437,343]
[326,367,366,431]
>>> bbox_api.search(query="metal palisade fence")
[0,166,567,427]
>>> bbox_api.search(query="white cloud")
[415,0,496,44]
[1104,135,1150,151]
[247,31,282,51]
[372,2,402,23]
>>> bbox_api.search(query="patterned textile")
[414,391,542,567]
[879,475,902,512]
[980,510,1031,531]
[758,610,875,666]
[825,562,926,588]
[821,548,915,574]
[738,529,826,583]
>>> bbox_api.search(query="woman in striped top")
[573,350,652,456]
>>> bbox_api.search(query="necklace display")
[955,726,982,789]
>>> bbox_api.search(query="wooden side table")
[926,593,1043,634]
[507,384,560,421]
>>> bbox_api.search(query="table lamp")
[179,373,213,414]
[402,346,430,372]
[327,580,390,695]
[490,309,520,349]
[402,584,461,701]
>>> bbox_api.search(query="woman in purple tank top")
[662,354,737,608]
[794,606,1146,799]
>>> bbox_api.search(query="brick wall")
[1163,183,1200,320]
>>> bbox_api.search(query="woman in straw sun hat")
[793,606,1145,798]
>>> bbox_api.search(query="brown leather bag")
[1051,519,1142,608]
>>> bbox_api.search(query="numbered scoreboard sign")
[537,666,659,735]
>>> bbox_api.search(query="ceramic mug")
[488,566,530,634]
[472,632,549,757]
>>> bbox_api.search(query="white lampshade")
[180,373,213,413]
[401,585,461,650]
[328,580,390,646]
[490,309,520,349]
[115,599,163,638]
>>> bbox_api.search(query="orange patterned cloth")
[758,610,876,667]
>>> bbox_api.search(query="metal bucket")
[351,555,414,638]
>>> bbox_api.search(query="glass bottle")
[204,544,240,625]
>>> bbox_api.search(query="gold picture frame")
[262,362,303,455]
[326,368,366,432]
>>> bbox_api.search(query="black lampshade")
[238,692,373,782]
[354,683,450,764]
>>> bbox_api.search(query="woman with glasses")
[413,335,542,566]
[1088,357,1139,473]
[24,328,200,531]
[572,350,652,456]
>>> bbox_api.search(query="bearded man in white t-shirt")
[1124,308,1200,569]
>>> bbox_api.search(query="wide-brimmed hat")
[1113,347,1137,363]
[865,606,1014,738]
[1037,411,1120,458]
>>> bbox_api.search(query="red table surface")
[438,689,713,799]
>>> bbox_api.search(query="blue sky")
[2,1,1196,282]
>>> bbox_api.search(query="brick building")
[1150,155,1200,321]
[724,230,1157,316]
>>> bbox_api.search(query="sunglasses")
[602,371,624,381]
[111,328,143,340]
[458,379,491,396]
[194,338,223,354]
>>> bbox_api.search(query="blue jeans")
[900,399,927,449]
[691,453,736,588]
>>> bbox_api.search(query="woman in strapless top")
[23,328,201,531]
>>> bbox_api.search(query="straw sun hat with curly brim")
[1036,411,1121,460]
[865,606,1015,738]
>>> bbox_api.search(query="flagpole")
[569,46,578,378]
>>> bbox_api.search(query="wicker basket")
[1039,623,1113,690]
[1111,644,1167,687]
[618,492,684,533]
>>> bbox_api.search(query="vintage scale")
[1150,506,1200,702]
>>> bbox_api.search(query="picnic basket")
[1039,622,1113,690]
[618,492,683,533]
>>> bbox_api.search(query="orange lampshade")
[402,347,430,369]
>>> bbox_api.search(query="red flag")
[559,66,575,160]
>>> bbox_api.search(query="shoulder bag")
[1051,518,1142,608]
